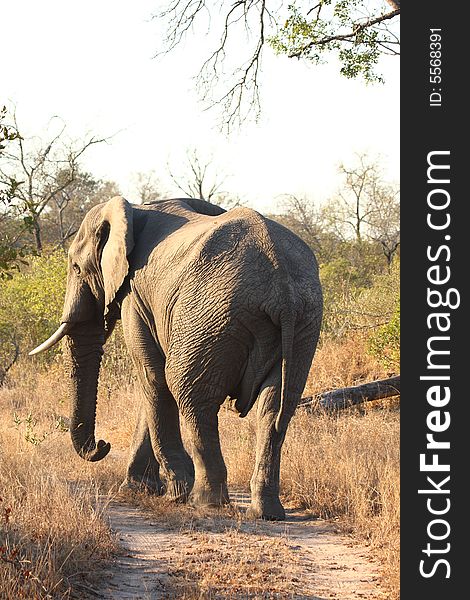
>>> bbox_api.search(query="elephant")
[30,196,322,520]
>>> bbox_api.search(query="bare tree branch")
[156,0,208,54]
[156,0,276,131]
[167,148,226,201]
[1,113,110,252]
[154,1,400,128]
[276,194,324,253]
[133,170,165,203]
[323,154,399,253]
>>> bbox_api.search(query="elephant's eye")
[72,263,81,275]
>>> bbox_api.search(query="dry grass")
[304,333,389,396]
[0,332,399,598]
[0,366,126,598]
[0,453,115,599]
[287,408,399,594]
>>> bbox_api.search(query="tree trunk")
[299,375,400,411]
[33,217,42,253]
[58,204,65,248]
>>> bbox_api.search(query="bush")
[319,258,363,336]
[355,260,399,372]
[354,259,399,327]
[0,250,67,367]
[368,303,400,371]
[320,256,399,335]
[0,248,132,386]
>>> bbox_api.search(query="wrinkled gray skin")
[49,196,322,520]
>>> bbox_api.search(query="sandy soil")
[93,492,387,600]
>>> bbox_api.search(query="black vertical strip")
[401,4,466,598]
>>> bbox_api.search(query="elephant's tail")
[275,310,295,433]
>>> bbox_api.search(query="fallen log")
[299,375,400,411]
[222,375,400,414]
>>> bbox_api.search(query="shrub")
[0,250,67,366]
[320,256,399,348]
[0,248,132,386]
[368,303,400,371]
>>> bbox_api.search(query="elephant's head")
[30,196,134,462]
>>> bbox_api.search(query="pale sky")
[3,1,399,213]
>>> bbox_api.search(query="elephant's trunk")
[63,332,111,462]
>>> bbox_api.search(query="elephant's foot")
[119,475,165,496]
[189,482,230,508]
[246,495,286,521]
[165,477,193,503]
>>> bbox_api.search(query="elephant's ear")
[100,196,134,314]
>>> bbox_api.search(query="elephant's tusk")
[29,322,73,356]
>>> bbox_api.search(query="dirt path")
[94,492,386,600]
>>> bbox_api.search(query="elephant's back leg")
[165,372,231,507]
[246,361,286,520]
[164,333,244,508]
[247,321,319,520]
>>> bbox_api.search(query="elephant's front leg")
[120,402,164,495]
[247,364,296,521]
[138,368,195,501]
[123,304,194,501]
